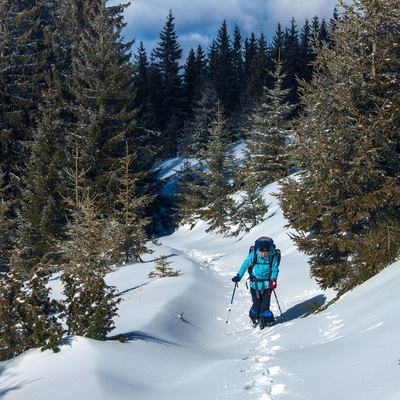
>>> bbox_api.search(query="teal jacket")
[236,248,279,290]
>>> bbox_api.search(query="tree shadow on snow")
[265,210,278,219]
[0,381,27,399]
[0,363,41,398]
[114,282,149,298]
[119,331,183,347]
[277,294,327,323]
[136,253,180,264]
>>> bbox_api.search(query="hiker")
[232,240,279,328]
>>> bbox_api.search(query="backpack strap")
[253,277,270,299]
[249,250,272,298]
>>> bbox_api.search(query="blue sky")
[108,0,340,59]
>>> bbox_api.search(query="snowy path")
[166,244,287,399]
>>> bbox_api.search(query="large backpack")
[248,236,281,277]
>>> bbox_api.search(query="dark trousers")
[249,287,272,317]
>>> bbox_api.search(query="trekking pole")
[273,290,284,317]
[224,282,238,335]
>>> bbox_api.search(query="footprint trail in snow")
[180,247,286,399]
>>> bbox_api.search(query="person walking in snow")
[232,240,279,329]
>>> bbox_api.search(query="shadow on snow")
[278,294,327,322]
[119,331,183,347]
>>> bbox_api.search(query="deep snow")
[1,179,399,400]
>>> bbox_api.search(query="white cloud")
[266,0,338,26]
[108,0,339,55]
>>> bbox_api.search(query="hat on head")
[259,241,270,252]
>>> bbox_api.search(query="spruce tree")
[231,24,244,109]
[0,257,63,360]
[19,266,64,353]
[150,11,184,157]
[182,81,219,156]
[148,255,181,278]
[229,161,269,236]
[282,18,301,105]
[61,0,138,213]
[208,21,236,115]
[13,0,139,269]
[0,0,55,269]
[133,42,152,129]
[182,45,207,116]
[15,73,68,271]
[245,54,294,186]
[175,159,206,228]
[194,45,208,86]
[0,0,53,188]
[132,43,165,170]
[243,33,260,101]
[278,0,400,295]
[183,48,198,113]
[298,18,314,84]
[198,103,238,235]
[0,258,26,360]
[113,143,154,263]
[59,155,121,339]
[271,23,285,62]
[130,44,162,185]
[255,33,273,101]
[318,18,331,44]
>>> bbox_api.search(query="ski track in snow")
[179,247,286,399]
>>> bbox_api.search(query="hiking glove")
[269,279,277,290]
[231,275,241,283]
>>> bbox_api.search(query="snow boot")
[249,307,260,328]
[260,310,275,330]
[250,316,259,328]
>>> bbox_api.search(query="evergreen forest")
[0,0,399,360]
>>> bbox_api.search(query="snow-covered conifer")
[197,104,238,235]
[59,151,121,340]
[278,0,400,295]
[245,53,294,186]
[112,143,154,264]
[148,255,181,278]
[0,258,63,360]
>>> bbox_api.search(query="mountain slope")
[0,181,399,400]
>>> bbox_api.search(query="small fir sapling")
[148,255,181,278]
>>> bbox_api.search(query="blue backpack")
[248,236,281,276]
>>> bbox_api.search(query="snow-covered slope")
[1,180,399,400]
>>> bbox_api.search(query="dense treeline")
[135,11,333,157]
[0,2,332,272]
[0,0,399,359]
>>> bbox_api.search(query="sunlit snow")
[1,172,399,400]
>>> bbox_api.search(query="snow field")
[1,179,399,400]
